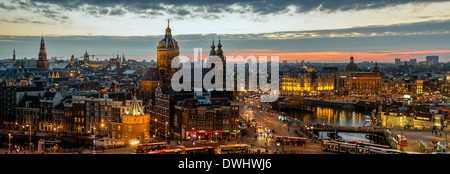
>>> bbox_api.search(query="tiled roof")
[140,67,161,81]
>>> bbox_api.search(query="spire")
[38,36,47,61]
[165,19,172,37]
[129,95,145,116]
[374,62,379,72]
[217,36,223,57]
[210,38,216,56]
[217,36,222,48]
[70,55,75,64]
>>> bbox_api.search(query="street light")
[8,133,12,153]
[165,122,168,145]
[400,121,404,152]
[93,127,96,154]
[215,132,218,143]
[101,123,105,136]
[27,124,31,152]
[282,124,286,152]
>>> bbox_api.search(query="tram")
[322,140,400,154]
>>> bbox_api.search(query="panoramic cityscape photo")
[0,0,450,163]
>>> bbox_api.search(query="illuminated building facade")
[85,94,113,135]
[349,61,381,95]
[314,71,335,95]
[335,71,352,95]
[350,71,382,95]
[281,71,312,96]
[174,97,239,140]
[281,71,335,96]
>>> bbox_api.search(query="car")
[258,124,263,128]
[259,132,264,136]
[265,127,270,133]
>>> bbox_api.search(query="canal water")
[288,106,373,143]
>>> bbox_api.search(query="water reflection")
[288,107,371,142]
[292,107,365,127]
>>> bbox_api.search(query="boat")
[363,115,371,127]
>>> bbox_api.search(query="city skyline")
[0,0,450,62]
[1,1,450,157]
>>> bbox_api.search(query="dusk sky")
[1,0,450,62]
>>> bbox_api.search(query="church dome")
[345,56,360,71]
[157,20,179,50]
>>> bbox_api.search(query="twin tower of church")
[139,21,227,103]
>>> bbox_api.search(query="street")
[239,97,328,154]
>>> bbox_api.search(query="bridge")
[302,125,395,148]
[311,126,387,134]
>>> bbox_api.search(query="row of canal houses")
[377,101,449,130]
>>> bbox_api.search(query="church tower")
[70,55,75,65]
[37,36,49,71]
[83,51,89,63]
[209,39,216,56]
[157,20,180,83]
[209,37,234,99]
[217,37,224,59]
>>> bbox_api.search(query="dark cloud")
[17,0,449,20]
[0,17,50,24]
[0,2,16,10]
[2,19,450,60]
[172,19,448,42]
[109,8,126,16]
[5,1,71,23]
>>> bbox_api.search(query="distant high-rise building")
[37,36,49,71]
[395,58,401,67]
[409,58,417,65]
[426,56,439,66]
[13,49,15,60]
